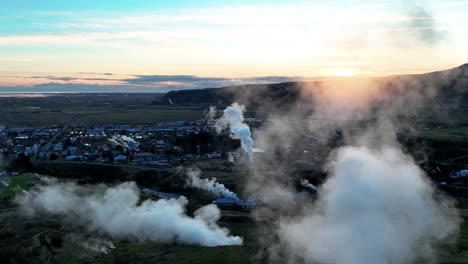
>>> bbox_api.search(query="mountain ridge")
[160,63,468,109]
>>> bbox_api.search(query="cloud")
[401,5,446,45]
[29,76,114,82]
[16,181,243,246]
[123,75,300,88]
[0,74,301,93]
[1,1,465,76]
[124,75,228,84]
[0,83,157,93]
[78,72,114,76]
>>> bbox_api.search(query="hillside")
[160,64,468,114]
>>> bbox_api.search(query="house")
[24,147,35,156]
[65,155,83,161]
[451,170,468,178]
[206,152,222,159]
[212,198,257,209]
[67,146,78,155]
[54,143,63,152]
[133,152,153,161]
[114,155,127,162]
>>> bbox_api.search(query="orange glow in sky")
[1,1,468,91]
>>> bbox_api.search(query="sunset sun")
[331,67,357,76]
[318,67,359,77]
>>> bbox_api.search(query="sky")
[1,0,468,93]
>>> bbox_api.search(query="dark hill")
[158,64,468,116]
[160,82,303,107]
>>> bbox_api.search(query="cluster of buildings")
[451,170,468,179]
[0,118,262,169]
[0,126,59,156]
[212,191,313,210]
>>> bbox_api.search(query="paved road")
[39,126,66,153]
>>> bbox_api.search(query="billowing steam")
[206,106,217,119]
[279,145,460,263]
[216,103,256,162]
[15,181,242,247]
[239,68,464,262]
[227,152,235,163]
[121,135,136,144]
[186,168,239,199]
[82,237,116,254]
[108,135,137,148]
[300,179,318,192]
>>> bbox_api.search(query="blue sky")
[1,0,468,92]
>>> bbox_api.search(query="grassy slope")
[440,222,468,264]
[0,106,205,127]
[419,127,468,144]
[0,174,32,199]
[1,174,467,264]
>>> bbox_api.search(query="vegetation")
[89,242,251,264]
[419,126,468,144]
[0,174,32,200]
[0,94,205,127]
[440,222,468,264]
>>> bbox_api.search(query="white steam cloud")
[16,181,242,247]
[108,135,137,148]
[120,135,136,144]
[300,179,318,192]
[206,106,217,119]
[216,103,256,162]
[279,145,460,264]
[82,237,116,254]
[186,168,239,199]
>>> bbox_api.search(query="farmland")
[0,94,206,127]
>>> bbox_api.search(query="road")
[39,125,67,154]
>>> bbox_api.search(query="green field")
[0,106,205,127]
[0,94,208,126]
[418,126,468,144]
[0,174,32,199]
[440,222,468,264]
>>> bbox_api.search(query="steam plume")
[206,106,217,119]
[66,234,116,254]
[279,146,459,263]
[120,135,136,144]
[16,181,242,247]
[109,135,137,148]
[216,103,256,162]
[300,179,318,192]
[186,168,238,199]
[239,74,464,262]
[82,237,115,254]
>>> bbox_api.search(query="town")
[0,118,262,169]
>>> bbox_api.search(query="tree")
[49,153,59,160]
[64,137,73,147]
[12,153,32,170]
